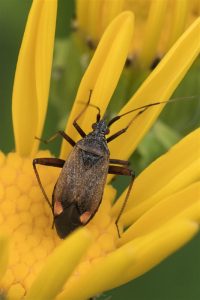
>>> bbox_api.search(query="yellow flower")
[76,0,199,68]
[0,1,199,300]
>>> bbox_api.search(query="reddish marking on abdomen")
[80,211,91,224]
[54,200,63,216]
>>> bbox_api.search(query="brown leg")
[109,158,130,166]
[73,120,87,138]
[73,90,101,137]
[108,165,135,237]
[35,130,76,147]
[33,158,65,209]
[73,90,93,138]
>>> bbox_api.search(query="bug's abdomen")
[54,146,109,217]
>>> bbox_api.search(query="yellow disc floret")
[0,151,117,299]
[0,151,60,298]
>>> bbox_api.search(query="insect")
[33,91,195,239]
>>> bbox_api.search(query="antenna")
[108,95,198,127]
[106,95,198,143]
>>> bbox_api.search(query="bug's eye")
[92,123,97,129]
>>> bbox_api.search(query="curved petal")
[112,219,199,287]
[112,128,200,219]
[57,219,198,298]
[140,0,167,68]
[76,0,126,43]
[60,12,134,158]
[86,0,103,41]
[166,0,189,51]
[100,0,126,41]
[56,241,134,300]
[76,0,98,38]
[119,182,200,244]
[25,228,92,300]
[108,18,200,162]
[12,0,57,157]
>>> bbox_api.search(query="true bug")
[33,91,195,238]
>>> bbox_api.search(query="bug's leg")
[108,165,135,237]
[109,158,130,166]
[73,90,102,137]
[33,158,65,209]
[73,90,93,138]
[35,130,76,147]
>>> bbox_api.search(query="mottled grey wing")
[54,146,109,216]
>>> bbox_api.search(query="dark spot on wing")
[81,149,100,169]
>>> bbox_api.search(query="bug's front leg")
[35,130,76,147]
[108,164,135,237]
[72,90,93,138]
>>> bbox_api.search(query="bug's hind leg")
[33,158,65,208]
[108,164,135,237]
[33,158,65,230]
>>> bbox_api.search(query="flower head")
[0,1,199,299]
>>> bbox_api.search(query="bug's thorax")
[76,119,110,157]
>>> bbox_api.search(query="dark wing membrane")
[54,146,109,216]
[54,203,82,239]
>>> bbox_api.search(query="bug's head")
[92,119,110,135]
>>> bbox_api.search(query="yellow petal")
[0,234,9,280]
[56,241,134,300]
[76,0,126,43]
[86,0,103,41]
[12,0,57,157]
[100,0,126,41]
[108,17,200,162]
[25,228,92,300]
[59,219,198,297]
[60,12,134,159]
[166,0,190,51]
[32,1,57,156]
[140,0,167,68]
[112,128,200,220]
[119,182,200,244]
[76,0,94,37]
[113,219,199,287]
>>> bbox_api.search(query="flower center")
[0,151,117,298]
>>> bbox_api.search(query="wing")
[53,146,109,216]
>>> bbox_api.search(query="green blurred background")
[0,1,199,299]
